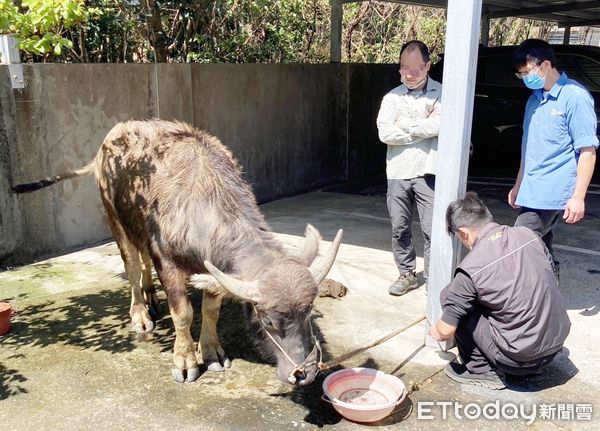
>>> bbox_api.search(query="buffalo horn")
[204,261,261,303]
[309,229,343,285]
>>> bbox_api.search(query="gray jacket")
[442,223,570,362]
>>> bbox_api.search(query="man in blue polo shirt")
[508,39,598,274]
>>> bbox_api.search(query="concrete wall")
[347,64,398,181]
[0,70,21,263]
[0,63,397,266]
[190,64,347,199]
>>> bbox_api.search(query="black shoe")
[388,271,418,296]
[444,359,506,390]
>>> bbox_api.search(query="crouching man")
[429,193,570,389]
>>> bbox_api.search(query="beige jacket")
[376,77,442,180]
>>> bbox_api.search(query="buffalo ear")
[295,224,321,266]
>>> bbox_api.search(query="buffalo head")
[205,226,342,385]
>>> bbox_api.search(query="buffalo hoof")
[206,361,226,372]
[172,367,201,383]
[131,304,155,333]
[172,368,185,383]
[187,367,201,382]
[132,320,154,334]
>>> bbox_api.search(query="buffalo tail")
[11,161,96,194]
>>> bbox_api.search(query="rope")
[253,306,323,384]
[254,306,428,383]
[262,322,299,367]
[406,367,445,396]
[318,315,427,371]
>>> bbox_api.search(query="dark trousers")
[386,175,435,279]
[455,310,558,376]
[514,208,561,262]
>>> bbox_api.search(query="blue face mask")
[522,67,546,90]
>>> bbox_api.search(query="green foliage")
[1,0,563,64]
[0,1,19,34]
[489,17,555,46]
[182,0,329,63]
[69,0,138,62]
[0,0,94,58]
[341,3,451,63]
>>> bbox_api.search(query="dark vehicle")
[429,45,600,181]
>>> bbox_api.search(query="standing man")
[376,40,442,296]
[430,193,570,389]
[509,39,598,275]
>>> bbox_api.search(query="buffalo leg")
[199,291,231,372]
[101,198,154,334]
[122,239,155,333]
[156,259,199,383]
[140,251,161,317]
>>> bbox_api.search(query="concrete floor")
[1,179,599,430]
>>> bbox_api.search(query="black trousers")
[386,175,435,279]
[454,310,558,376]
[514,208,561,262]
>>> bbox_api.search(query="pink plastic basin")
[322,367,406,423]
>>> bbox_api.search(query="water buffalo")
[12,119,343,386]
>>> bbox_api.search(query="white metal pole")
[0,35,24,89]
[425,0,482,349]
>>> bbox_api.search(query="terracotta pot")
[0,302,12,335]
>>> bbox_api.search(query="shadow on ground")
[505,348,579,392]
[0,362,28,401]
[4,289,139,354]
[2,286,277,359]
[1,283,348,420]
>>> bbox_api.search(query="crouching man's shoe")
[388,271,418,296]
[444,359,506,390]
